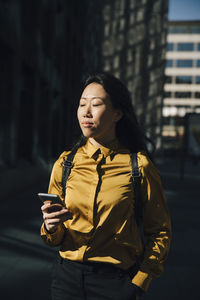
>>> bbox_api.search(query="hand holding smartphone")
[39,193,73,233]
[38,193,65,213]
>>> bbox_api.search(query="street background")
[1,0,200,299]
[0,156,199,300]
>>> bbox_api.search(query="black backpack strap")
[130,152,144,243]
[62,146,78,198]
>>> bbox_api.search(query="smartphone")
[38,193,65,212]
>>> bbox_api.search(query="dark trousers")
[51,256,142,300]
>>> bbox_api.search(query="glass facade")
[166,59,173,67]
[175,76,192,84]
[165,76,172,83]
[169,25,200,34]
[175,92,191,98]
[164,91,171,98]
[168,25,187,34]
[190,26,200,33]
[167,42,174,51]
[177,43,194,51]
[195,76,200,84]
[195,92,200,98]
[163,21,200,152]
[176,60,193,68]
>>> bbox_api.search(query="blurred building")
[163,20,200,152]
[0,0,168,168]
[96,0,169,154]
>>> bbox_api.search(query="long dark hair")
[73,72,151,154]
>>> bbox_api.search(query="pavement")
[0,162,53,299]
[145,156,200,300]
[0,156,200,300]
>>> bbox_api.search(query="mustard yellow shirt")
[41,139,171,291]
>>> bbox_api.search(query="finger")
[45,218,61,225]
[44,208,72,219]
[41,202,52,212]
[43,213,73,223]
[44,216,72,230]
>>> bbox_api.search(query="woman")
[41,72,171,300]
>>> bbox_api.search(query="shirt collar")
[83,139,121,159]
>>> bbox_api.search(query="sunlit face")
[77,83,122,145]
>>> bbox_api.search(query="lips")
[82,122,93,128]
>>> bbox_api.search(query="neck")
[89,136,117,148]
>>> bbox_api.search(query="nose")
[83,103,92,118]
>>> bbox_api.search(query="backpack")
[61,146,144,240]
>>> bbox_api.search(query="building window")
[162,116,171,125]
[166,59,173,67]
[195,76,200,84]
[164,91,171,98]
[195,92,200,98]
[168,25,187,34]
[165,76,172,83]
[167,43,174,51]
[168,25,200,34]
[177,43,194,51]
[175,92,191,98]
[176,60,193,68]
[190,26,200,33]
[197,60,200,67]
[176,76,192,84]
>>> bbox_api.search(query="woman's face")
[77,83,122,145]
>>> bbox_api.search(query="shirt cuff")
[40,222,65,246]
[131,270,152,292]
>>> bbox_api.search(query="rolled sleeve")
[134,153,172,290]
[40,222,65,247]
[132,270,152,291]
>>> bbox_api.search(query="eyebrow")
[80,97,104,100]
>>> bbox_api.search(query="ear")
[114,110,123,122]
